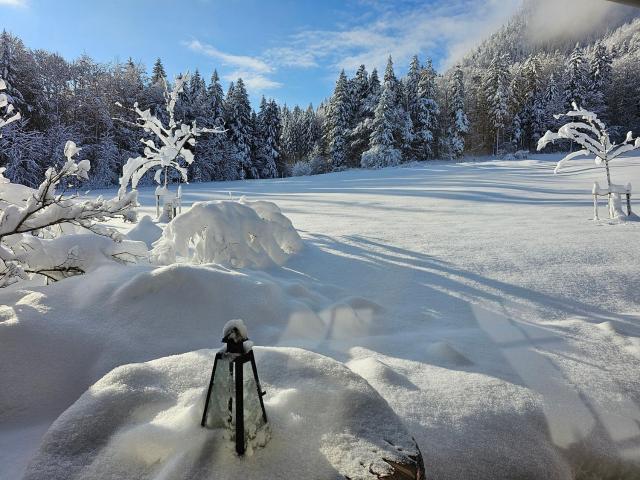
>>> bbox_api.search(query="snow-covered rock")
[24,348,422,480]
[150,200,303,269]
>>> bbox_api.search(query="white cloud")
[222,70,283,91]
[265,0,523,73]
[0,0,27,7]
[185,39,282,93]
[185,40,273,73]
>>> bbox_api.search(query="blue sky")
[0,0,522,106]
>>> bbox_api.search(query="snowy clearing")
[1,154,640,479]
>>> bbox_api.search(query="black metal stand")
[201,349,268,456]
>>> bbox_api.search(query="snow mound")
[347,349,571,479]
[150,200,303,269]
[425,341,473,366]
[126,215,163,249]
[24,234,148,279]
[24,348,422,480]
[0,263,386,427]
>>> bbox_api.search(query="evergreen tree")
[151,58,167,85]
[483,53,510,155]
[564,44,589,109]
[587,40,612,120]
[224,78,256,179]
[412,58,439,159]
[325,70,351,169]
[361,57,405,168]
[446,66,469,159]
[255,97,281,178]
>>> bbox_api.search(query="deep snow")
[1,154,640,479]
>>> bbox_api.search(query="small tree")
[538,102,640,217]
[116,73,223,199]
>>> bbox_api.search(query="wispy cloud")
[267,0,523,73]
[185,40,273,74]
[185,39,282,93]
[222,70,283,90]
[0,0,27,7]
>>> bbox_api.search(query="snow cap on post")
[222,319,249,354]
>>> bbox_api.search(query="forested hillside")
[1,1,640,188]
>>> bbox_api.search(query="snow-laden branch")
[0,77,21,133]
[0,141,138,286]
[537,102,640,182]
[115,73,224,198]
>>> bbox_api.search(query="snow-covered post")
[537,102,640,219]
[115,73,224,219]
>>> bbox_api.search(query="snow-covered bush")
[116,73,223,199]
[150,200,303,269]
[0,141,138,287]
[538,103,640,218]
[360,145,402,169]
[291,161,312,177]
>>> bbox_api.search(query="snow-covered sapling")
[115,73,224,217]
[537,102,640,218]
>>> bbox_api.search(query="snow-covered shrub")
[150,200,303,269]
[308,155,329,175]
[360,146,402,169]
[0,141,138,286]
[291,161,312,177]
[116,73,223,199]
[538,103,640,218]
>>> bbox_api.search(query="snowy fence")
[592,182,632,220]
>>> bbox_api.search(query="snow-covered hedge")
[151,200,303,268]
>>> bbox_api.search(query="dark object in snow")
[201,319,268,456]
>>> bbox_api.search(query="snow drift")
[150,200,303,268]
[0,262,386,428]
[23,348,421,480]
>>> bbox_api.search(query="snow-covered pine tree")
[254,97,281,179]
[151,58,167,85]
[361,57,404,168]
[405,55,421,141]
[587,40,612,121]
[225,78,256,179]
[326,70,351,170]
[412,58,439,159]
[348,65,372,165]
[564,44,589,110]
[446,65,469,159]
[195,70,232,181]
[0,31,27,115]
[483,53,510,155]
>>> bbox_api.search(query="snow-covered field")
[2,154,640,479]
